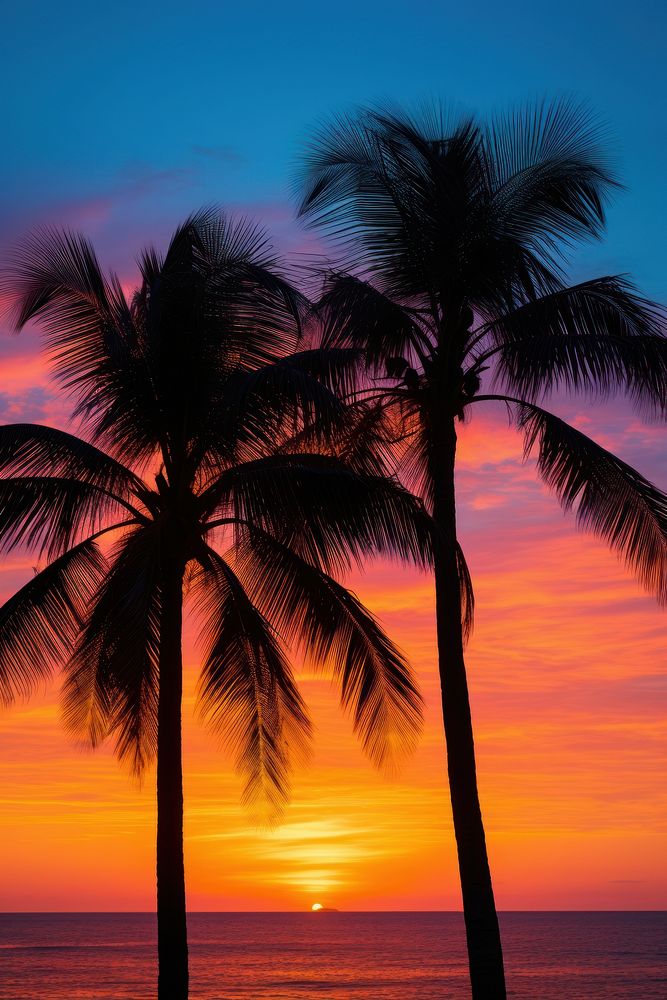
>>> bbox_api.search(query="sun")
[311,902,323,911]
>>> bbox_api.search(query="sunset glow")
[0,391,664,912]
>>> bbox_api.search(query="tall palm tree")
[0,209,433,999]
[295,101,667,999]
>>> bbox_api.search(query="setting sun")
[311,903,323,912]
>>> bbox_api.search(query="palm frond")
[273,346,366,399]
[484,99,617,256]
[457,542,475,645]
[277,399,401,481]
[296,108,425,296]
[316,400,401,478]
[516,401,667,602]
[62,526,161,774]
[0,476,128,559]
[2,227,160,462]
[394,416,434,508]
[317,273,431,365]
[0,538,107,706]
[489,277,667,412]
[205,453,434,575]
[296,107,382,223]
[4,227,114,338]
[203,353,347,468]
[167,208,308,359]
[194,550,311,818]
[136,245,164,287]
[234,526,423,770]
[0,424,144,499]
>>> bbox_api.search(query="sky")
[0,0,665,912]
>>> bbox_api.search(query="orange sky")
[0,343,665,913]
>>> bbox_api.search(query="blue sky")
[1,0,665,295]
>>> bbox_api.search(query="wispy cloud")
[192,144,245,164]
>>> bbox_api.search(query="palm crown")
[0,209,432,806]
[297,101,667,603]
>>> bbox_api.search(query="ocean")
[0,912,665,999]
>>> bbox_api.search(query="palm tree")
[0,209,433,999]
[295,101,667,999]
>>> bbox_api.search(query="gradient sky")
[0,1,665,912]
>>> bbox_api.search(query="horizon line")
[2,908,666,915]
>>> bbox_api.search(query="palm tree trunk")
[431,418,506,1000]
[157,553,189,999]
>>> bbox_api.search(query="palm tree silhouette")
[0,209,433,998]
[296,101,667,998]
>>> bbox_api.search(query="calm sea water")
[0,912,665,999]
